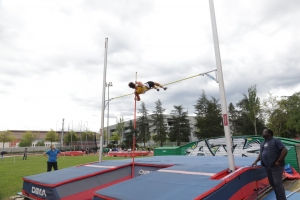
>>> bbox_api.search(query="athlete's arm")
[135,81,144,87]
[135,92,141,101]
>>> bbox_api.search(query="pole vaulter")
[109,69,218,101]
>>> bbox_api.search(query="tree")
[115,116,125,143]
[18,139,31,147]
[237,85,261,135]
[64,130,79,145]
[0,130,15,148]
[36,141,45,146]
[168,105,191,146]
[284,92,300,134]
[109,132,120,144]
[45,129,59,145]
[233,111,265,136]
[151,99,168,147]
[137,102,151,148]
[103,129,107,145]
[18,131,39,147]
[194,91,223,139]
[82,130,94,141]
[228,103,239,135]
[268,108,288,137]
[124,120,134,149]
[262,92,288,136]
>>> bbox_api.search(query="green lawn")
[0,154,131,200]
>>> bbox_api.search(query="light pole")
[61,118,64,148]
[71,120,73,151]
[106,82,113,146]
[85,121,88,148]
[79,121,82,149]
[56,120,59,133]
[68,123,70,149]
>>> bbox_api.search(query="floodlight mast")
[99,38,108,162]
[208,0,235,172]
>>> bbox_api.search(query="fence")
[136,142,190,149]
[1,145,91,154]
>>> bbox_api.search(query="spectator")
[43,145,61,172]
[1,150,6,160]
[23,148,28,160]
[252,129,288,200]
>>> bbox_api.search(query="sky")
[1,0,300,133]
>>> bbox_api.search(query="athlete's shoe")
[164,87,167,91]
[156,88,160,91]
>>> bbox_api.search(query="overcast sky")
[1,0,299,133]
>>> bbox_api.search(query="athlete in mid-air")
[128,81,167,101]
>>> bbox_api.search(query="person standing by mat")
[43,145,61,172]
[252,129,287,200]
[128,81,167,101]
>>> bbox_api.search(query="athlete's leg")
[153,82,167,91]
[146,81,159,91]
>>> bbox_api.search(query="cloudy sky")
[1,0,299,132]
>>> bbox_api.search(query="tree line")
[0,129,96,148]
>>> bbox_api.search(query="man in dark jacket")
[1,150,6,160]
[252,129,288,200]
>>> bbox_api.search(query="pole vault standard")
[99,38,108,162]
[132,72,137,178]
[209,0,235,172]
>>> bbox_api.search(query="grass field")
[0,154,130,200]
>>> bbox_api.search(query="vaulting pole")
[208,0,235,172]
[99,38,108,162]
[132,72,137,178]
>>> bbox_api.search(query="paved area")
[258,179,300,199]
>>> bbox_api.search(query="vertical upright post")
[68,124,70,149]
[106,82,113,146]
[107,85,110,146]
[85,121,88,141]
[71,120,73,151]
[132,72,137,178]
[208,0,235,172]
[61,118,64,148]
[99,38,108,162]
[80,121,82,149]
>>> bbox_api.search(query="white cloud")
[0,0,299,132]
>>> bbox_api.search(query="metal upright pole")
[107,86,109,146]
[71,120,73,151]
[80,121,82,149]
[61,118,64,148]
[85,121,88,146]
[99,38,108,162]
[106,82,112,146]
[208,0,235,172]
[132,72,137,178]
[68,124,70,149]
